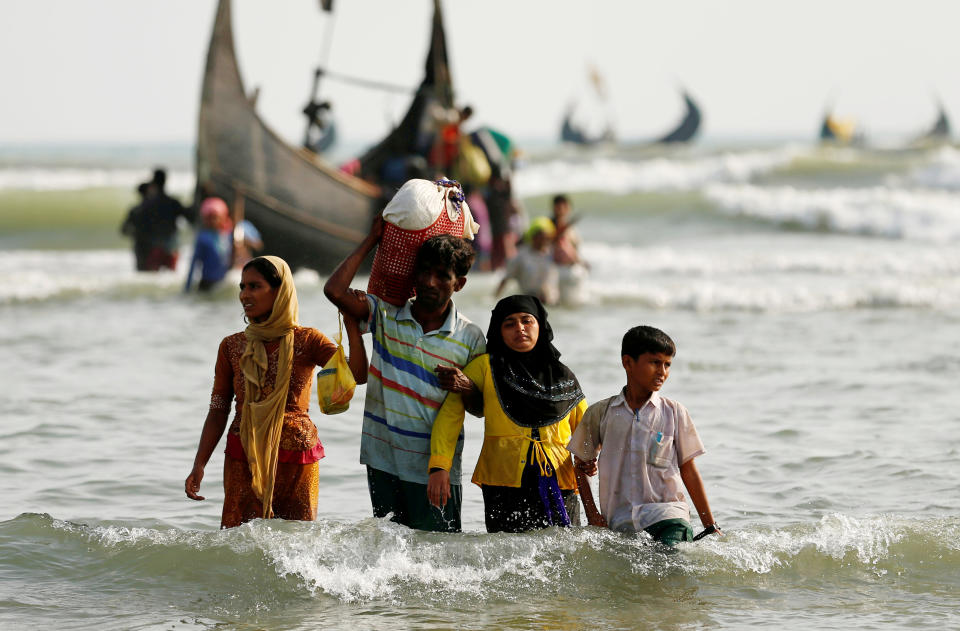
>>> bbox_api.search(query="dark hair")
[152,168,167,189]
[136,182,149,196]
[414,234,476,277]
[552,193,569,208]
[622,326,676,358]
[242,257,282,288]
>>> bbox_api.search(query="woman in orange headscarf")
[185,256,367,527]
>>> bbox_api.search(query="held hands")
[435,364,473,394]
[184,465,205,501]
[574,456,598,476]
[427,469,451,508]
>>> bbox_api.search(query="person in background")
[140,168,192,271]
[428,295,587,532]
[567,325,722,546]
[495,217,558,305]
[184,256,367,528]
[231,218,265,268]
[120,181,151,271]
[185,197,233,292]
[550,194,589,305]
[323,218,486,532]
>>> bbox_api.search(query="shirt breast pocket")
[647,433,675,469]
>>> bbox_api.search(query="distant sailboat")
[914,102,951,143]
[652,90,701,144]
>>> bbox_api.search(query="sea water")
[1,142,959,629]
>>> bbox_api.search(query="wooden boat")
[654,90,701,144]
[195,0,454,272]
[561,88,702,147]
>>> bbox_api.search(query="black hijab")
[486,295,584,428]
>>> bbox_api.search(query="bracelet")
[692,523,720,541]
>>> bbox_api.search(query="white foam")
[705,183,960,242]
[901,145,960,191]
[514,147,800,197]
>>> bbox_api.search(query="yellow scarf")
[238,256,298,518]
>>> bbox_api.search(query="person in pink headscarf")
[185,197,234,292]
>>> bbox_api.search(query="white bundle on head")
[381,178,479,238]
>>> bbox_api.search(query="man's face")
[413,263,464,311]
[622,351,672,396]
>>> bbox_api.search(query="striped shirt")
[360,294,486,485]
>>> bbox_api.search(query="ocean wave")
[900,145,960,191]
[3,512,956,607]
[577,241,960,312]
[704,183,960,242]
[514,147,800,197]
[0,167,194,193]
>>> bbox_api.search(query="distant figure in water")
[496,217,559,305]
[120,181,151,271]
[429,295,588,532]
[132,168,191,271]
[184,197,233,292]
[567,325,722,546]
[551,194,589,305]
[184,256,368,528]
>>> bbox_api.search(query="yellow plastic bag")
[316,314,356,415]
[454,136,492,188]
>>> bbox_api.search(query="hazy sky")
[2,0,959,146]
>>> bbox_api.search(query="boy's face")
[622,351,672,395]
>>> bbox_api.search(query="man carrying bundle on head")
[324,178,486,532]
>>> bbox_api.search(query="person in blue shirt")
[185,197,233,292]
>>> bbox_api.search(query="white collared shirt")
[568,389,705,532]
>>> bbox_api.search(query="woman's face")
[500,312,539,353]
[239,266,278,322]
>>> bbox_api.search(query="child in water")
[567,325,721,546]
[185,197,233,292]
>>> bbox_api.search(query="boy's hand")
[574,456,598,476]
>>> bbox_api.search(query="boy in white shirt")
[567,326,721,545]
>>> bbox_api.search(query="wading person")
[428,295,587,532]
[324,218,486,533]
[567,325,721,546]
[184,256,367,527]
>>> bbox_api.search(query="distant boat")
[560,107,615,146]
[818,110,864,146]
[561,88,703,147]
[914,102,952,144]
[653,90,701,144]
[195,0,455,272]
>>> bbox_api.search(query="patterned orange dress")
[209,326,337,528]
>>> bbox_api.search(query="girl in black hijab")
[428,295,587,532]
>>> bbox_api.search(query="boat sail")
[195,0,454,272]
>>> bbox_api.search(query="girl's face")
[500,312,539,353]
[239,267,278,322]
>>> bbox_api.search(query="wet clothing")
[359,294,485,531]
[221,456,319,528]
[431,296,586,532]
[359,294,486,486]
[567,389,705,533]
[431,354,586,491]
[209,326,337,527]
[367,466,461,532]
[185,228,232,291]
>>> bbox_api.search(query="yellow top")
[429,354,587,490]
